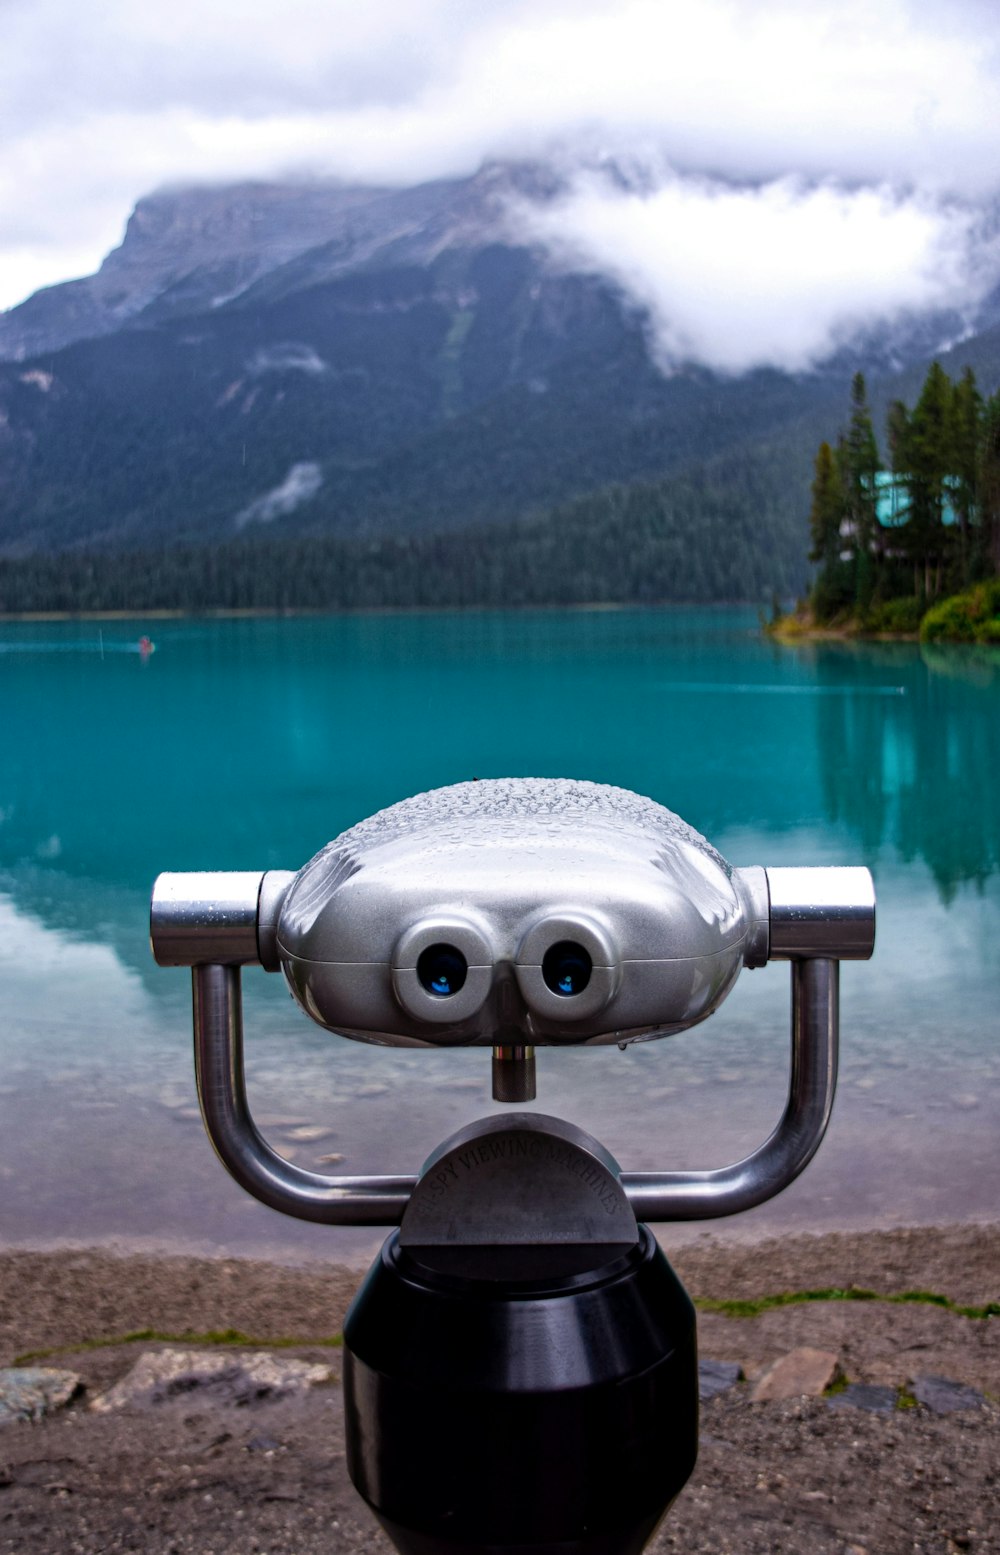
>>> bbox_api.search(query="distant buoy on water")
[138,635,155,660]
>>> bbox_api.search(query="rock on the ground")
[698,1359,743,1401]
[0,1367,82,1426]
[750,1347,841,1403]
[90,1349,334,1413]
[827,1383,899,1415]
[911,1374,985,1414]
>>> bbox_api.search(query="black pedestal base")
[343,1225,698,1555]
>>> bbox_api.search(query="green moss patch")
[15,1327,343,1367]
[14,1285,996,1368]
[695,1287,999,1321]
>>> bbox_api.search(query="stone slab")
[751,1347,841,1403]
[911,1374,985,1415]
[0,1367,82,1426]
[91,1349,334,1413]
[698,1359,743,1401]
[827,1383,899,1416]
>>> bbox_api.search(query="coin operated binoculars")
[151,779,875,1555]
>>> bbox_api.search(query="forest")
[806,363,1000,638]
[6,355,999,626]
[0,444,809,615]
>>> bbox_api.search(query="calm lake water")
[1,607,998,1261]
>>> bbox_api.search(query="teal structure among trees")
[808,363,1000,625]
[868,470,965,530]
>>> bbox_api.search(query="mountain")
[1,165,998,606]
[0,165,565,364]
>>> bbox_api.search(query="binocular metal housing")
[153,778,873,1045]
[151,778,876,1555]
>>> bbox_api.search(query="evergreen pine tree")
[905,361,953,596]
[950,366,982,580]
[979,393,1000,574]
[886,399,911,475]
[809,441,845,570]
[842,371,881,606]
[808,440,851,618]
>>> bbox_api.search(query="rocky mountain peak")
[0,164,558,363]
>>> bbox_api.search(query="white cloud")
[517,169,989,374]
[1,0,999,368]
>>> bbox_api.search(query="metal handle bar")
[190,954,839,1225]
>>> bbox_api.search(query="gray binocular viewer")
[152,778,875,1555]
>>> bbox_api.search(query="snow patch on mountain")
[234,461,323,530]
[249,342,328,376]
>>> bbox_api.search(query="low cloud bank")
[4,0,1000,371]
[513,166,994,374]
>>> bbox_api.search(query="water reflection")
[2,610,999,1251]
[810,641,1000,898]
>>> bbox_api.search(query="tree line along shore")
[1,359,998,638]
[0,461,805,616]
[776,362,1000,644]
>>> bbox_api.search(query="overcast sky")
[2,0,999,371]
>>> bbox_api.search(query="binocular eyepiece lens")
[417,944,468,997]
[542,941,593,997]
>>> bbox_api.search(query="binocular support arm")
[194,964,416,1225]
[190,954,838,1226]
[621,957,837,1219]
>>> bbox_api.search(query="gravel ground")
[0,1224,996,1555]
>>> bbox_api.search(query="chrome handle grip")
[150,871,294,970]
[765,867,875,960]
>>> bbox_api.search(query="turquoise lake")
[1,607,998,1261]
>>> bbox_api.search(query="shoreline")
[768,618,921,644]
[4,1206,1000,1270]
[769,574,1000,646]
[2,1221,998,1319]
[0,599,759,624]
[1,601,987,644]
[3,1223,996,1555]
